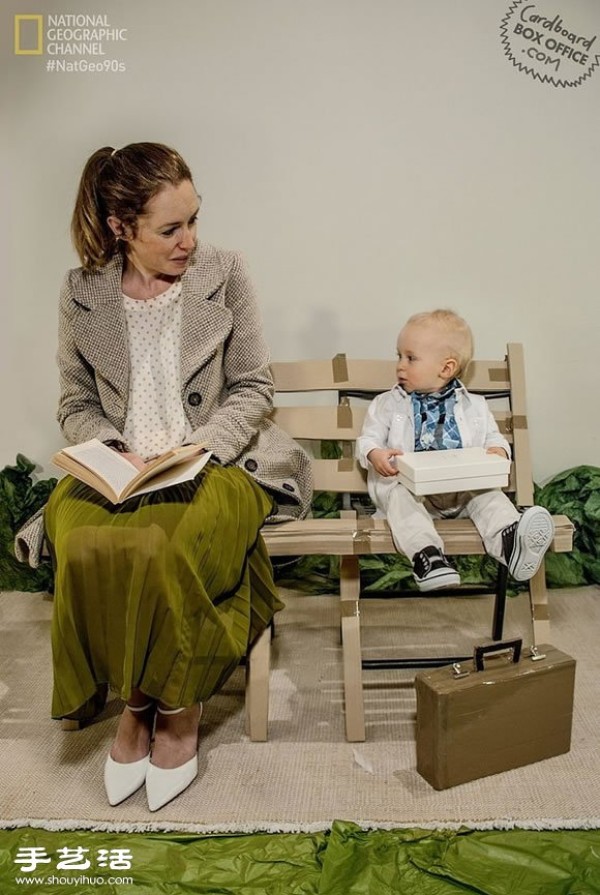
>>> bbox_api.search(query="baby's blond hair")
[405,309,474,377]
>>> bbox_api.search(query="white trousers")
[380,483,520,562]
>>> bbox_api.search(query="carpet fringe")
[0,817,332,835]
[1,817,600,834]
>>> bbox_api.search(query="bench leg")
[61,719,82,731]
[59,683,109,730]
[529,559,550,645]
[340,555,365,742]
[491,563,509,641]
[245,625,271,742]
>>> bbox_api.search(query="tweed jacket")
[15,244,312,567]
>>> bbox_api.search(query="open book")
[51,438,212,504]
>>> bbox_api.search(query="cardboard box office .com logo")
[14,14,44,54]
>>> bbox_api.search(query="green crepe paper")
[1,824,600,894]
[318,821,600,894]
[0,455,56,592]
[0,827,327,895]
[535,465,600,587]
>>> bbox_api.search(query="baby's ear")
[441,356,459,380]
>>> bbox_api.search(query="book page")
[58,440,137,497]
[123,451,213,500]
[127,442,206,490]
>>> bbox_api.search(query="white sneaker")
[502,507,554,581]
[412,546,461,592]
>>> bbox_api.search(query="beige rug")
[1,585,598,833]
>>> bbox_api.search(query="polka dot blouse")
[122,280,192,460]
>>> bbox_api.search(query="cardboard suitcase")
[415,640,575,790]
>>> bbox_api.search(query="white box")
[394,447,510,496]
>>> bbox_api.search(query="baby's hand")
[486,447,508,459]
[367,448,403,477]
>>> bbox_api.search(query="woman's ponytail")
[71,147,118,271]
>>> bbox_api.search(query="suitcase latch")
[529,645,547,662]
[451,662,470,678]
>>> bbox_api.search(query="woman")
[27,142,311,811]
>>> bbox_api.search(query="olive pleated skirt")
[44,463,283,720]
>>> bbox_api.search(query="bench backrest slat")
[271,406,514,443]
[271,358,511,394]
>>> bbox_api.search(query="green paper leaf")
[0,457,56,592]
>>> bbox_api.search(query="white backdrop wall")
[2,0,599,482]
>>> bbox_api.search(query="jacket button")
[244,458,258,473]
[188,392,202,406]
[282,482,295,492]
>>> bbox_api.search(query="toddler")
[356,310,554,591]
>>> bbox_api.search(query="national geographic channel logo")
[14,12,127,57]
[500,1,600,87]
[14,14,43,54]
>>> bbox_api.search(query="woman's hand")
[486,447,509,459]
[122,451,147,471]
[367,448,403,476]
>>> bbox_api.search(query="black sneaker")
[412,546,461,592]
[502,506,554,581]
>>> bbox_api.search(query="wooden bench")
[255,343,574,742]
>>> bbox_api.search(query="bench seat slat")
[262,515,574,557]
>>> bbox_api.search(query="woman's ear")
[107,215,132,241]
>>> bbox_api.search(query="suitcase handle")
[474,638,522,672]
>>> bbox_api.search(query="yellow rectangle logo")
[14,15,43,55]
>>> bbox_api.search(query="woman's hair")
[406,309,474,376]
[71,142,193,270]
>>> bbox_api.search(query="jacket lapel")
[71,256,130,399]
[179,244,233,387]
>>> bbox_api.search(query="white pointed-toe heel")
[104,702,153,807]
[146,704,202,812]
[104,753,150,807]
[146,754,198,812]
